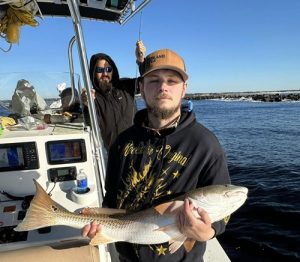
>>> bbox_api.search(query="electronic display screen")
[46,139,86,164]
[0,146,24,169]
[57,168,69,176]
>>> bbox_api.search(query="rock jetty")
[185,90,300,102]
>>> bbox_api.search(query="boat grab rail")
[67,0,106,202]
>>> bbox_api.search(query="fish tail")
[14,179,64,231]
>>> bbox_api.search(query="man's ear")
[181,82,187,98]
[139,81,145,99]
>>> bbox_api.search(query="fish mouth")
[225,190,248,198]
[225,186,248,198]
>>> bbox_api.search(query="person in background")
[82,48,231,262]
[82,40,146,151]
[60,87,81,114]
[44,87,82,125]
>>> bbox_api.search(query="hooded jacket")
[85,53,138,150]
[103,108,231,262]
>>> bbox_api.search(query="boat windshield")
[0,72,81,116]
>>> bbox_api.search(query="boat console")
[0,0,151,260]
[0,125,100,252]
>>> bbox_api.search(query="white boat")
[0,1,230,261]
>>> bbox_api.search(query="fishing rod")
[133,10,144,120]
[138,10,142,41]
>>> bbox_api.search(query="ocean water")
[191,100,300,262]
[1,100,299,261]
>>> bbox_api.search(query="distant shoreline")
[184,90,300,102]
[1,90,300,106]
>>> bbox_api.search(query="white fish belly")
[103,213,178,245]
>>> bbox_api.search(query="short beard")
[146,102,181,120]
[95,78,112,91]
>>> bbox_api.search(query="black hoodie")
[103,109,231,262]
[84,53,139,150]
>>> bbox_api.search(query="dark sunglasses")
[95,66,113,73]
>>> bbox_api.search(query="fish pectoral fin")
[90,232,114,245]
[155,223,177,233]
[154,200,183,215]
[168,234,187,254]
[156,225,187,254]
[183,238,196,252]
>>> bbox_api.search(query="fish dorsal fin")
[81,207,126,216]
[90,232,115,245]
[183,238,196,252]
[154,200,183,215]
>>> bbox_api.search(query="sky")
[1,0,300,96]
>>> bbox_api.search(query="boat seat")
[0,240,100,262]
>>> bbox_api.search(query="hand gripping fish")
[15,180,248,253]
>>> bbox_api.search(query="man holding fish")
[81,48,232,261]
[14,48,247,261]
